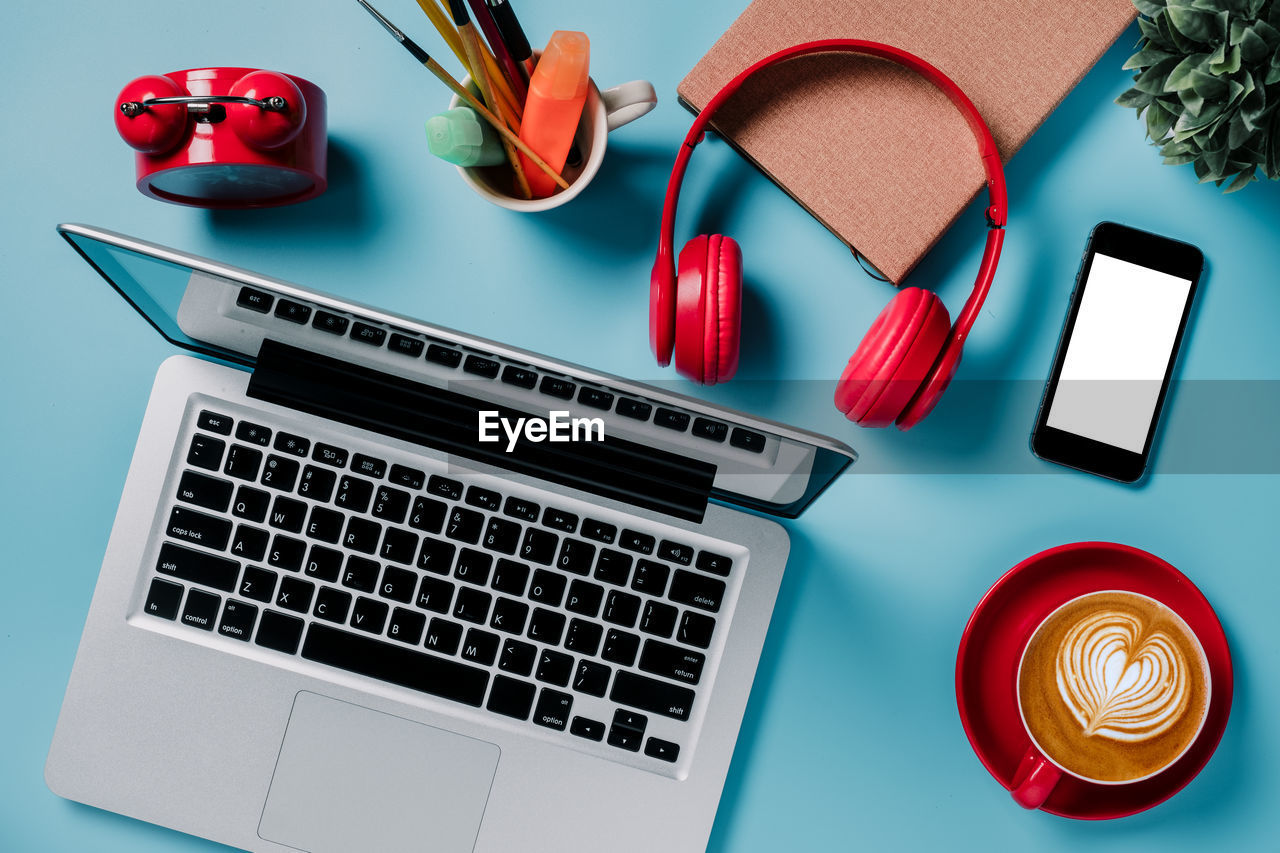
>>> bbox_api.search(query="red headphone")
[651,40,1008,430]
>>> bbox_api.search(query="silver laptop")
[46,224,855,853]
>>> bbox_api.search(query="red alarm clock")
[114,68,327,208]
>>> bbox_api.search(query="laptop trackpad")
[260,692,500,853]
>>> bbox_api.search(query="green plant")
[1116,0,1280,191]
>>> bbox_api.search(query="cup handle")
[601,80,657,132]
[1010,747,1063,810]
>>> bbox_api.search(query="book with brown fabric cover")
[677,0,1137,283]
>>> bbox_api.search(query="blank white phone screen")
[1046,253,1191,453]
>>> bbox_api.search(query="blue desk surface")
[3,1,1278,850]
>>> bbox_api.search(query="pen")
[486,0,534,79]
[467,0,528,102]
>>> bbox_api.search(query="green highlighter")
[426,106,505,168]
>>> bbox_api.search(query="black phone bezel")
[1031,222,1203,483]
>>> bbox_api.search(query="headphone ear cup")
[115,75,189,154]
[674,234,742,384]
[834,288,950,427]
[227,71,306,150]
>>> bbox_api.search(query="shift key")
[156,542,240,592]
[166,507,232,551]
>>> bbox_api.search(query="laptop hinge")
[247,340,715,523]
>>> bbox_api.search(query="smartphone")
[1032,222,1203,483]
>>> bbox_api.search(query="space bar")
[301,624,490,707]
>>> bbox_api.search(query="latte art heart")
[1054,610,1191,742]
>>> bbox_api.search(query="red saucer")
[955,542,1232,819]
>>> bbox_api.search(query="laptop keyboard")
[142,401,740,773]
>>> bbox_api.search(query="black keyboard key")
[224,444,263,481]
[187,434,226,472]
[197,410,233,435]
[571,717,605,741]
[218,599,258,641]
[237,286,272,313]
[486,675,535,720]
[388,333,425,357]
[335,476,374,513]
[446,507,484,544]
[557,539,596,576]
[255,610,304,654]
[463,355,500,378]
[573,660,611,697]
[640,601,678,638]
[463,487,500,514]
[565,619,603,656]
[611,671,695,721]
[298,465,336,503]
[167,507,232,551]
[520,528,558,565]
[608,726,643,752]
[640,640,706,685]
[268,535,305,571]
[313,586,352,623]
[272,432,310,457]
[501,365,538,389]
[312,442,349,467]
[380,528,419,565]
[235,422,271,447]
[276,576,314,613]
[268,495,307,533]
[426,344,463,368]
[301,543,342,580]
[342,517,382,554]
[428,475,463,501]
[312,310,349,335]
[581,519,617,544]
[490,597,529,634]
[177,470,233,512]
[389,464,425,490]
[691,417,728,442]
[696,551,733,577]
[499,639,537,676]
[539,376,576,400]
[232,485,270,522]
[352,454,387,479]
[415,576,454,613]
[534,689,573,731]
[350,322,387,346]
[603,590,642,628]
[632,559,670,596]
[453,587,492,624]
[730,427,766,453]
[669,570,726,613]
[619,529,655,556]
[454,549,493,586]
[577,387,613,410]
[502,497,540,523]
[593,549,632,585]
[482,518,521,555]
[261,454,300,492]
[678,611,716,649]
[462,628,500,665]
[654,408,690,431]
[566,580,604,617]
[528,569,566,606]
[527,608,565,645]
[658,540,694,566]
[380,566,417,603]
[230,525,268,562]
[602,629,640,667]
[239,566,277,603]
[181,589,221,631]
[425,618,463,655]
[302,623,489,706]
[342,555,380,593]
[615,398,652,420]
[351,596,389,633]
[274,298,311,324]
[645,738,680,763]
[491,559,529,596]
[305,506,344,544]
[144,578,184,620]
[409,497,448,534]
[536,650,573,686]
[417,538,456,574]
[388,607,426,645]
[542,507,578,533]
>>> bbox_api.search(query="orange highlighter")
[518,31,589,198]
